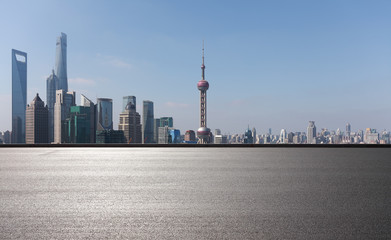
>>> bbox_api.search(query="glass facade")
[11,49,27,143]
[96,130,126,144]
[160,117,173,127]
[55,32,68,92]
[96,98,113,130]
[142,100,154,143]
[63,106,91,143]
[46,70,59,143]
[123,96,136,112]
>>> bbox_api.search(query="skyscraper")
[46,70,59,143]
[55,33,68,92]
[118,102,142,143]
[123,96,136,112]
[11,49,27,143]
[54,90,75,143]
[64,106,92,143]
[25,94,48,144]
[96,98,113,131]
[160,117,173,127]
[280,129,287,144]
[153,118,161,143]
[307,121,317,144]
[142,100,154,143]
[80,94,96,143]
[197,44,211,144]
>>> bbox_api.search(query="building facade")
[153,118,161,143]
[11,49,27,143]
[122,96,136,112]
[46,70,59,143]
[25,94,48,144]
[307,121,316,144]
[64,106,91,143]
[96,130,126,144]
[118,102,142,143]
[80,94,96,143]
[55,32,68,92]
[142,100,154,143]
[160,117,173,127]
[96,98,113,131]
[54,90,76,143]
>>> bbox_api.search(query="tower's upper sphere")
[197,80,209,91]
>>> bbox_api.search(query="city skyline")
[1,1,391,134]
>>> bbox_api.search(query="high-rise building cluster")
[8,33,182,144]
[6,35,391,145]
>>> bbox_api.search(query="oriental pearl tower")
[197,44,211,144]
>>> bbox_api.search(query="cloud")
[69,77,96,86]
[165,102,190,108]
[96,54,133,70]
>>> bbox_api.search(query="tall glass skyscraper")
[11,49,27,143]
[96,98,113,131]
[55,32,68,92]
[46,70,59,143]
[123,96,136,112]
[142,100,154,143]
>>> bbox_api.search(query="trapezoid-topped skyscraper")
[12,49,27,143]
[197,43,211,144]
[55,32,68,92]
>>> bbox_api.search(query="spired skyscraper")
[55,32,68,92]
[197,44,211,144]
[11,49,27,143]
[47,33,68,142]
[142,100,154,143]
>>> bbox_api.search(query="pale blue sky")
[1,0,390,134]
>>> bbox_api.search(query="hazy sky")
[1,0,390,134]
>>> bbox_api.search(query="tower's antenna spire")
[201,40,205,80]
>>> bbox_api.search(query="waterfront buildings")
[153,118,161,143]
[364,128,379,144]
[158,126,170,144]
[123,96,136,112]
[55,33,68,92]
[197,45,211,144]
[118,102,142,143]
[307,121,316,144]
[280,129,287,144]
[160,117,173,127]
[64,106,92,143]
[96,130,126,144]
[184,130,196,142]
[11,49,27,143]
[25,94,48,144]
[169,129,181,143]
[46,70,59,142]
[243,127,253,144]
[80,94,96,143]
[142,100,154,143]
[96,98,113,131]
[54,90,75,143]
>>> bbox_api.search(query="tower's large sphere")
[197,127,210,136]
[197,80,209,91]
